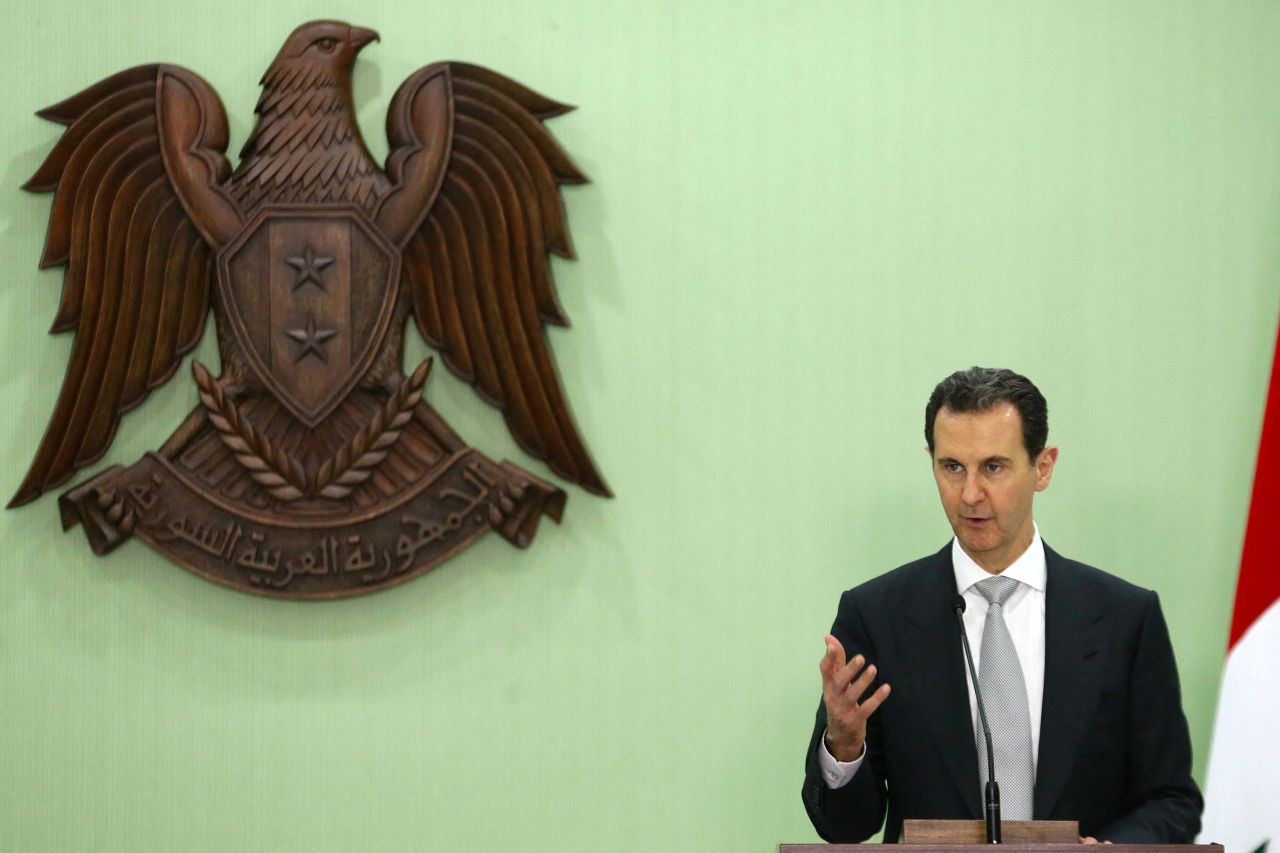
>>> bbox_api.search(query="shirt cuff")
[817,728,866,789]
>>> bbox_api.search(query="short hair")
[924,367,1048,460]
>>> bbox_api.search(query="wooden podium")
[773,840,1223,845]
[903,820,1079,844]
[781,821,1224,852]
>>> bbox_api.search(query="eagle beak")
[350,27,380,51]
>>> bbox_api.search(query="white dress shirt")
[818,526,1047,789]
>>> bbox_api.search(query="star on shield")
[285,310,339,362]
[286,243,334,290]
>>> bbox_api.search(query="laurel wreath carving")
[311,360,432,499]
[193,360,432,503]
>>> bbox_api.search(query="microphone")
[953,594,1001,844]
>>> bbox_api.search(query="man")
[802,367,1202,843]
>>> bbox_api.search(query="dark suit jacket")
[802,543,1202,843]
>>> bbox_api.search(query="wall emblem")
[9,20,609,598]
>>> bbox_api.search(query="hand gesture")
[820,634,891,762]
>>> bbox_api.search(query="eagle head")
[268,20,380,80]
[237,19,386,194]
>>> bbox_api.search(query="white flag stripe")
[1200,597,1280,850]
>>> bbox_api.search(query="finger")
[820,648,849,706]
[847,661,878,699]
[821,635,844,667]
[822,672,843,707]
[836,652,865,686]
[819,637,844,681]
[822,635,848,672]
[856,682,892,718]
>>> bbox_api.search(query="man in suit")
[802,367,1202,843]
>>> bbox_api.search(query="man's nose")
[961,473,984,504]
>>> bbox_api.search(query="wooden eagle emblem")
[10,20,609,598]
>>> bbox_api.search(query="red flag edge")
[1229,311,1280,649]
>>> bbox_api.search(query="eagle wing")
[376,62,609,496]
[10,64,241,507]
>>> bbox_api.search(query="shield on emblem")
[217,205,401,427]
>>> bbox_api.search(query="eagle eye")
[315,37,337,52]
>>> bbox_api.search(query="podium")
[773,840,1223,845]
[782,822,1224,852]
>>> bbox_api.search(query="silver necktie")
[974,575,1034,820]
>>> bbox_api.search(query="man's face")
[930,402,1058,573]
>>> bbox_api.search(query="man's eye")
[945,463,962,473]
[986,463,1003,474]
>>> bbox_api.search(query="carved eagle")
[11,19,608,510]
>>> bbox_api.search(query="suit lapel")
[1034,544,1109,818]
[899,546,982,818]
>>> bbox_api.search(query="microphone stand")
[954,595,1001,844]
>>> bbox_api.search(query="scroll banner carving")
[11,20,610,598]
[60,450,563,599]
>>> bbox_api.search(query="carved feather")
[10,65,232,507]
[387,63,609,496]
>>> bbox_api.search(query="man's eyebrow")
[934,454,1017,466]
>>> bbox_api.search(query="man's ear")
[1034,446,1059,492]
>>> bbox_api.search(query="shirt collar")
[952,522,1047,594]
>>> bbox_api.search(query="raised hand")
[820,634,892,762]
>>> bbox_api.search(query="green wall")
[2,2,1278,851]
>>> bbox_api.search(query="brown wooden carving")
[902,819,1080,844]
[10,20,609,599]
